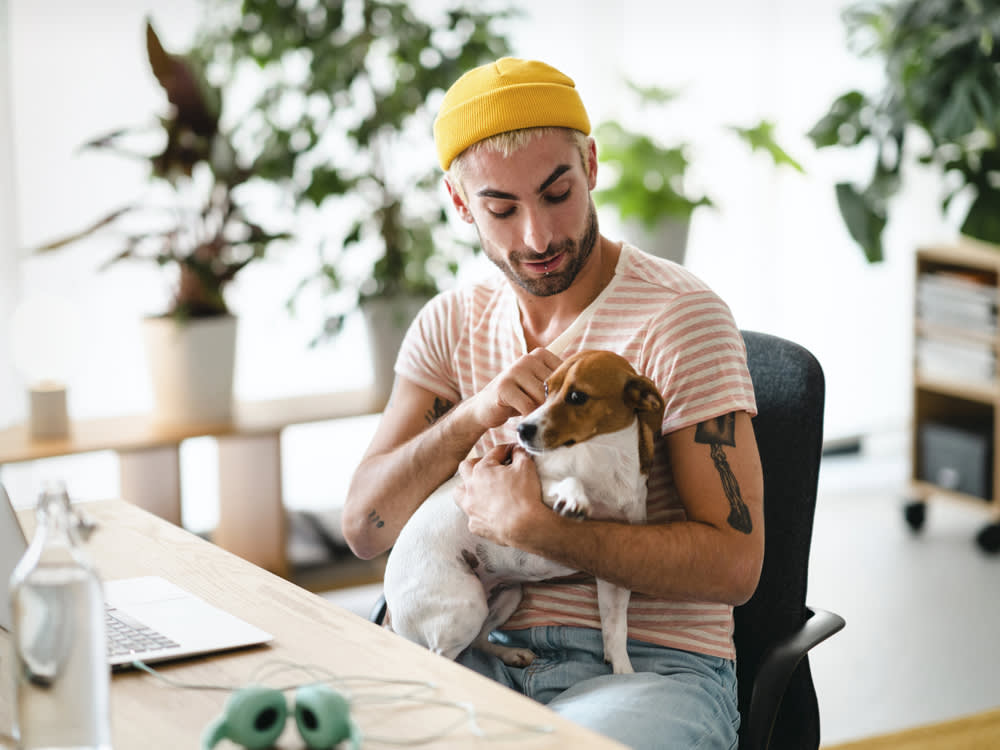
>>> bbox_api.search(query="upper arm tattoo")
[694,413,752,534]
[424,397,454,425]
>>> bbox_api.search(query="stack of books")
[916,269,997,384]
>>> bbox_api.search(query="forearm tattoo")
[424,397,454,425]
[367,509,385,529]
[694,413,752,534]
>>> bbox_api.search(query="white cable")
[132,659,554,745]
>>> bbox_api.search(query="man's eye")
[566,390,588,406]
[488,206,515,219]
[545,189,570,204]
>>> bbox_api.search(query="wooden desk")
[0,500,624,749]
[0,389,384,577]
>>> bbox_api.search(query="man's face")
[450,132,599,297]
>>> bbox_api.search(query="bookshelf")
[909,242,1000,551]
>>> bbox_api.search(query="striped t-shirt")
[395,243,757,659]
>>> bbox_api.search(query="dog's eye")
[566,390,589,406]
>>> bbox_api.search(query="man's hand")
[456,443,549,546]
[466,348,562,431]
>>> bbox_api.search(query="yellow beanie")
[433,57,591,171]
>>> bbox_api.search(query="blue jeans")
[457,626,739,750]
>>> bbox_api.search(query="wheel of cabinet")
[902,500,926,532]
[975,522,1000,554]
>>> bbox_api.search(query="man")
[342,57,764,750]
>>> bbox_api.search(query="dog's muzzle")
[517,421,541,452]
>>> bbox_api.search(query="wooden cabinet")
[908,242,1000,550]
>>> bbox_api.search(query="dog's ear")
[625,375,665,473]
[625,376,665,425]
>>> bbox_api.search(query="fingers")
[460,444,510,479]
[501,348,562,415]
[533,347,564,372]
[458,455,479,481]
[469,349,562,431]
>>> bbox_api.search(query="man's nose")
[520,208,553,254]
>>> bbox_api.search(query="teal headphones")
[202,684,361,749]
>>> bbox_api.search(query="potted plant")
[807,0,1000,262]
[595,80,803,264]
[192,0,514,403]
[33,20,291,425]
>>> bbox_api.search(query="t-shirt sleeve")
[647,289,757,435]
[393,291,463,404]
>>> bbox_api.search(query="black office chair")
[369,330,843,750]
[735,330,844,750]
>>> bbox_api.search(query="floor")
[808,441,1000,746]
[319,435,1000,747]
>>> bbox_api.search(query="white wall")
[6,0,369,429]
[0,0,23,428]
[543,0,956,443]
[3,0,960,449]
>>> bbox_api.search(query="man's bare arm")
[341,378,473,560]
[455,410,764,605]
[342,348,562,559]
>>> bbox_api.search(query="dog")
[381,350,665,674]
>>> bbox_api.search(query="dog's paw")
[498,647,537,668]
[478,639,537,667]
[546,478,591,519]
[552,494,590,519]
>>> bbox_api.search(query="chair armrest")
[743,607,845,750]
[369,593,388,625]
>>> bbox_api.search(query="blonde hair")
[447,127,592,203]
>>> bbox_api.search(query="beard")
[481,200,600,297]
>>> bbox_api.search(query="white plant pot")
[361,295,430,406]
[142,315,238,425]
[627,217,690,265]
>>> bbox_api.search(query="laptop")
[0,484,272,668]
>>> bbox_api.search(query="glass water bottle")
[9,481,111,749]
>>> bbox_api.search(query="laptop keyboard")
[105,607,179,657]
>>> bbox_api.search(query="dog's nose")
[517,422,537,443]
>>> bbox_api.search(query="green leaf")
[731,121,804,172]
[807,91,869,148]
[343,221,363,248]
[625,80,682,106]
[961,185,1000,245]
[835,182,886,262]
[931,77,979,142]
[303,167,355,207]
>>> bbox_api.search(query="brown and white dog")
[381,350,665,674]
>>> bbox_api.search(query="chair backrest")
[735,331,826,750]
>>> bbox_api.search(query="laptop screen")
[0,484,273,664]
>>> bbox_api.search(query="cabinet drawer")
[919,421,993,500]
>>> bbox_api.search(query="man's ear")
[586,137,598,190]
[444,177,475,224]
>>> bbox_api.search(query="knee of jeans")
[548,672,739,750]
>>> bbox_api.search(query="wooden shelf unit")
[0,388,385,578]
[911,242,1000,519]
